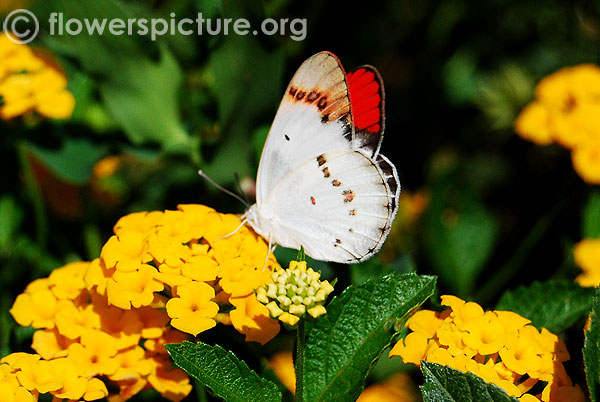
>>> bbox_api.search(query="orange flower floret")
[390,295,583,402]
[230,293,281,345]
[106,264,164,309]
[101,231,153,273]
[166,281,219,336]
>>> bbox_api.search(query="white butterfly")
[245,51,400,264]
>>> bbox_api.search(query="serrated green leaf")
[166,341,282,402]
[421,362,519,402]
[495,280,595,333]
[301,273,436,402]
[583,191,600,239]
[584,287,600,402]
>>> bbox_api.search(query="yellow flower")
[267,351,296,393]
[358,373,419,402]
[10,285,66,329]
[106,264,164,309]
[166,281,219,336]
[6,204,287,401]
[574,238,600,287]
[48,261,88,300]
[572,145,600,185]
[13,356,63,394]
[514,101,553,145]
[109,346,153,382]
[230,293,281,344]
[389,331,430,365]
[147,355,192,402]
[0,33,75,120]
[31,329,74,360]
[55,302,101,339]
[67,330,120,377]
[101,231,153,273]
[515,63,600,184]
[390,295,580,402]
[405,309,445,337]
[461,312,506,355]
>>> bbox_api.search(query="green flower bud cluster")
[256,261,334,328]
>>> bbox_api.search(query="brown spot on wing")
[296,91,306,101]
[343,190,355,203]
[349,209,357,216]
[307,91,320,102]
[322,167,330,178]
[317,154,326,166]
[332,179,341,187]
[317,96,328,111]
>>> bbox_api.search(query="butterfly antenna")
[198,170,250,208]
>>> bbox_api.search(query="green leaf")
[27,139,107,185]
[100,45,194,152]
[424,177,498,296]
[584,287,600,402]
[495,280,595,333]
[583,191,600,239]
[48,0,194,153]
[0,195,23,250]
[301,273,436,402]
[204,24,284,183]
[420,362,519,402]
[166,341,282,402]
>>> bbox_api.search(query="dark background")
[2,0,599,400]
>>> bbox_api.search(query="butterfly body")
[245,52,400,264]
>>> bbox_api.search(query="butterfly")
[245,51,400,264]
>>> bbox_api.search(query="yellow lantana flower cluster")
[389,296,584,402]
[5,204,282,401]
[574,238,600,287]
[515,64,600,184]
[0,32,75,120]
[256,260,334,328]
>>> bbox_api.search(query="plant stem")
[295,320,306,401]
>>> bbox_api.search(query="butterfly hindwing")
[347,66,385,158]
[255,52,354,203]
[254,149,396,263]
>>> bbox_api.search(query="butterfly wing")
[347,65,385,158]
[252,149,398,263]
[255,51,354,203]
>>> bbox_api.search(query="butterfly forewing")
[347,66,385,158]
[255,52,354,203]
[254,150,397,263]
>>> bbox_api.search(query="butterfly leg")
[214,218,248,242]
[263,234,277,272]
